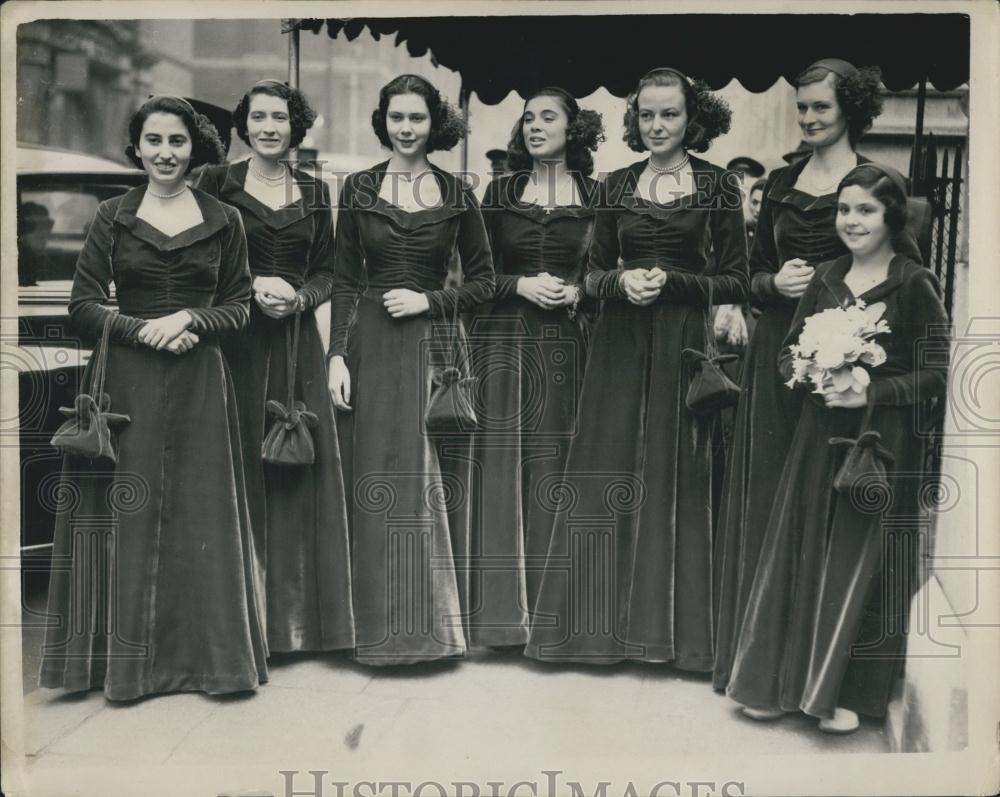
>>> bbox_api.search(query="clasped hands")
[620,267,667,306]
[516,273,581,309]
[254,276,303,319]
[137,310,197,355]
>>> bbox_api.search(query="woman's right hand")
[517,273,567,309]
[164,330,200,355]
[328,355,352,411]
[773,258,815,299]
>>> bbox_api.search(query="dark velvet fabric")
[711,153,923,690]
[38,186,269,700]
[726,255,949,718]
[329,162,495,664]
[196,162,355,653]
[467,173,598,646]
[524,157,749,669]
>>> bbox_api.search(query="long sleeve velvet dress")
[726,255,949,718]
[38,185,268,700]
[524,157,749,668]
[467,172,599,646]
[329,161,495,665]
[196,161,354,654]
[712,154,922,690]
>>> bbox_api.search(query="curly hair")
[125,96,225,173]
[505,87,605,176]
[795,62,884,147]
[232,80,317,150]
[837,162,909,234]
[371,74,466,154]
[622,68,732,154]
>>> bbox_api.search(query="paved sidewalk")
[13,636,888,797]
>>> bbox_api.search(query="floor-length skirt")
[38,341,269,700]
[726,398,926,718]
[337,291,470,665]
[524,299,717,669]
[222,306,355,653]
[467,300,589,646]
[712,303,801,689]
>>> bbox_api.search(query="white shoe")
[741,706,785,721]
[818,707,860,734]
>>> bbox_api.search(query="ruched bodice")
[328,161,495,358]
[481,172,598,300]
[195,161,336,310]
[749,154,922,309]
[68,185,251,341]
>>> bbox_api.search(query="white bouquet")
[785,299,891,395]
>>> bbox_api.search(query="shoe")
[818,707,859,734]
[741,706,785,721]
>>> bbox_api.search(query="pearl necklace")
[147,185,188,200]
[249,159,288,186]
[648,153,690,175]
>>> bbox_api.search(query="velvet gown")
[38,186,269,700]
[726,255,949,718]
[467,172,598,646]
[196,161,355,653]
[711,154,922,690]
[524,157,749,669]
[329,162,495,665]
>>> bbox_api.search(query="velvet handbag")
[424,298,478,434]
[50,314,131,464]
[262,311,320,465]
[829,406,895,497]
[681,278,742,414]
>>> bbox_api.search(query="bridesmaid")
[469,88,603,647]
[726,163,950,732]
[327,74,495,665]
[39,96,267,699]
[524,68,747,668]
[196,79,354,654]
[712,59,922,691]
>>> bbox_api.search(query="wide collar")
[611,155,724,219]
[490,172,597,225]
[111,184,230,251]
[767,153,871,213]
[348,160,469,230]
[216,159,327,230]
[820,252,912,306]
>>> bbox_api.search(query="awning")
[291,14,970,103]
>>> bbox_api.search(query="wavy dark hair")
[837,163,909,234]
[371,74,466,154]
[125,96,225,173]
[233,80,317,150]
[623,68,732,154]
[505,87,605,176]
[795,62,884,147]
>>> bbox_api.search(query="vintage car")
[14,144,145,565]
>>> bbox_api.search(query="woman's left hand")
[138,310,193,350]
[383,289,430,318]
[824,388,868,409]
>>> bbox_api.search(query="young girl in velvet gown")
[726,163,949,733]
[713,59,922,691]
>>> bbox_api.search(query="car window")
[18,181,134,286]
